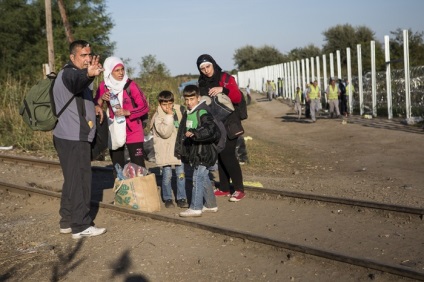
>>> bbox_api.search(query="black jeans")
[218,136,244,194]
[54,136,92,233]
[109,142,146,171]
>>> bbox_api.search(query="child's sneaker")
[229,191,245,202]
[214,189,230,196]
[72,226,106,239]
[202,206,218,213]
[176,199,189,208]
[164,199,175,208]
[179,209,202,217]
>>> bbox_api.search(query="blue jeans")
[191,165,217,210]
[161,164,187,201]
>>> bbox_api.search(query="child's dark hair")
[183,85,199,97]
[157,90,174,103]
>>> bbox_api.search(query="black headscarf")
[197,54,223,96]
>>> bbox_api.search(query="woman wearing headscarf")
[95,56,149,173]
[196,54,245,202]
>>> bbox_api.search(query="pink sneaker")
[229,191,245,202]
[214,189,230,196]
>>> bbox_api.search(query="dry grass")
[241,136,299,177]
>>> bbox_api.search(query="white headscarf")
[103,56,128,94]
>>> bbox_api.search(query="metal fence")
[237,30,424,119]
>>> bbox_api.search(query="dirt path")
[243,91,424,208]
[1,90,423,281]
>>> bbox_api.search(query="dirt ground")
[0,90,423,281]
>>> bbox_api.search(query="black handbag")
[225,112,244,140]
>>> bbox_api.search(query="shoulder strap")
[50,65,76,117]
[123,79,137,107]
[221,73,230,87]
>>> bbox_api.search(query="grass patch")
[241,136,300,177]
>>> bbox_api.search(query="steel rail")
[1,154,423,217]
[1,180,423,281]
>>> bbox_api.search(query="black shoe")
[176,199,189,208]
[164,199,175,208]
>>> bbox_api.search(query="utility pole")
[45,0,55,73]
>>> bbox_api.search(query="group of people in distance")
[292,78,355,122]
[52,40,246,239]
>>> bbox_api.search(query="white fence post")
[316,56,321,93]
[371,40,377,117]
[357,44,364,116]
[322,54,328,104]
[329,53,334,79]
[404,29,411,119]
[385,36,393,119]
[346,47,352,115]
[337,50,341,79]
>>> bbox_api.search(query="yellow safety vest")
[308,85,320,99]
[327,85,339,100]
[346,84,355,95]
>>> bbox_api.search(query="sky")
[105,0,424,77]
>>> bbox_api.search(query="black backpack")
[222,73,248,120]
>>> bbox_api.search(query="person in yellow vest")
[345,78,355,116]
[325,78,341,118]
[294,86,302,120]
[306,79,321,122]
[266,80,273,101]
[271,80,276,98]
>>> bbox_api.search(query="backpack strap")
[123,79,149,127]
[221,72,231,87]
[123,79,137,108]
[50,65,76,118]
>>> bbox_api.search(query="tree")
[233,45,286,71]
[0,0,45,81]
[389,28,424,67]
[138,54,170,80]
[0,0,115,82]
[287,44,321,61]
[322,24,384,73]
[50,0,115,72]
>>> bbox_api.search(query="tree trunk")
[45,0,55,72]
[58,0,74,43]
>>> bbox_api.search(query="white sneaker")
[60,227,72,234]
[179,208,202,217]
[202,206,218,213]
[72,226,106,239]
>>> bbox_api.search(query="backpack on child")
[20,67,74,131]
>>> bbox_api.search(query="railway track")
[1,154,424,281]
[2,154,423,216]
